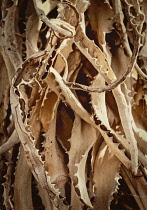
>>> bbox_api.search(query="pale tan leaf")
[90,74,110,128]
[0,130,19,155]
[45,67,131,170]
[44,112,68,196]
[70,182,83,209]
[0,54,10,135]
[3,1,22,69]
[93,141,121,210]
[26,14,42,56]
[37,182,58,210]
[14,147,34,210]
[40,91,58,132]
[67,114,97,207]
[88,0,114,46]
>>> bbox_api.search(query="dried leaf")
[14,147,34,210]
[93,141,121,210]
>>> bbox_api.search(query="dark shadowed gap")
[111,177,139,210]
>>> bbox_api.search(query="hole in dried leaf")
[112,137,118,143]
[107,132,113,137]
[118,144,124,150]
[52,50,56,58]
[41,71,48,79]
[124,150,131,160]
[94,118,101,125]
[100,124,108,131]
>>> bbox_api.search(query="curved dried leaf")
[93,141,121,210]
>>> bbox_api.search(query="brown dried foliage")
[0,0,147,209]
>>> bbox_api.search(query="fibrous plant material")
[0,0,147,209]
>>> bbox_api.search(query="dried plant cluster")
[0,0,147,209]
